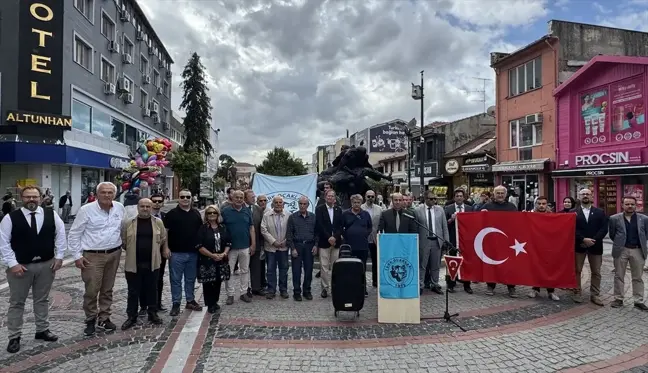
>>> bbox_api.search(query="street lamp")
[411,70,425,196]
[404,118,416,193]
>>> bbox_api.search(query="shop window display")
[597,178,617,216]
[501,175,539,211]
[81,168,100,203]
[622,175,647,213]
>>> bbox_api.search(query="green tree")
[169,148,205,195]
[212,176,227,191]
[256,147,307,176]
[179,52,213,156]
[215,153,237,183]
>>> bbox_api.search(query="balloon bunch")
[118,138,173,192]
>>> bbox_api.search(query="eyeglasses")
[298,202,308,205]
[179,196,192,199]
[427,197,437,200]
[258,199,267,202]
[152,200,164,203]
[206,211,218,215]
[366,196,375,198]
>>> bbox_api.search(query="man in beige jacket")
[120,198,168,330]
[261,195,291,299]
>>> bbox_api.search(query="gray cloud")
[139,0,533,164]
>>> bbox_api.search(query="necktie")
[30,212,38,235]
[457,205,463,213]
[395,211,400,231]
[427,207,433,231]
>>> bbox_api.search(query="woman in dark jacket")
[196,205,232,313]
[560,197,576,213]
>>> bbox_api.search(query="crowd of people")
[0,181,646,356]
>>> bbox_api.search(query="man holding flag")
[528,196,559,301]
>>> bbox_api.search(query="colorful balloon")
[140,181,148,188]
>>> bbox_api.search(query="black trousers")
[487,283,516,290]
[532,287,555,293]
[203,279,222,307]
[140,257,166,308]
[127,268,159,318]
[351,249,369,290]
[249,250,265,292]
[368,243,377,286]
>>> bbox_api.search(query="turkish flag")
[457,211,577,288]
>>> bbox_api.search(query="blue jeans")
[292,243,314,295]
[169,252,198,304]
[266,250,289,294]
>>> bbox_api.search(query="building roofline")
[549,19,648,35]
[490,35,557,68]
[410,112,494,136]
[132,0,174,64]
[444,130,496,158]
[553,55,648,96]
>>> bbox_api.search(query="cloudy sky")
[138,0,648,165]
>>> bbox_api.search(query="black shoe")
[98,319,117,331]
[611,300,624,308]
[6,338,20,353]
[315,271,321,278]
[169,303,181,316]
[321,289,328,298]
[293,294,303,301]
[35,330,58,342]
[185,300,203,311]
[157,304,167,312]
[84,320,96,336]
[280,292,289,299]
[635,303,648,311]
[148,313,163,324]
[247,288,253,297]
[138,308,147,317]
[207,305,221,314]
[447,287,456,293]
[464,286,474,294]
[431,286,444,295]
[304,293,313,300]
[252,289,267,296]
[121,317,138,330]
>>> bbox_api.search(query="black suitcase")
[331,244,365,317]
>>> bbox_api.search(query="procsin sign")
[15,0,65,119]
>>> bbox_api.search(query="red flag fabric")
[444,255,463,281]
[457,211,577,288]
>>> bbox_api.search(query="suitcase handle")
[339,244,353,258]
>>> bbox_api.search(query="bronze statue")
[317,145,392,209]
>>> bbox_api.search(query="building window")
[162,108,169,123]
[153,69,160,87]
[510,118,542,148]
[100,57,115,83]
[123,75,133,92]
[100,11,115,39]
[74,0,93,21]
[140,89,148,108]
[140,54,149,74]
[111,117,125,142]
[163,80,169,96]
[398,161,402,172]
[508,56,542,97]
[72,99,92,132]
[125,125,138,149]
[73,35,93,71]
[91,108,112,138]
[122,36,134,58]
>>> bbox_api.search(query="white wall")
[71,167,82,215]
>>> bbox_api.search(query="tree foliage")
[169,148,205,194]
[256,147,307,176]
[215,153,237,182]
[179,52,213,156]
[212,176,227,191]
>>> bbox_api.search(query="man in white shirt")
[0,186,67,354]
[361,190,384,288]
[68,182,125,336]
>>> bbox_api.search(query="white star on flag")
[509,239,527,256]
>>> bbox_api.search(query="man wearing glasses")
[139,193,168,313]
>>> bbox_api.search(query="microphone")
[402,212,459,255]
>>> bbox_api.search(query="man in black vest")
[0,186,67,353]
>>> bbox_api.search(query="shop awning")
[552,165,648,178]
[492,158,549,173]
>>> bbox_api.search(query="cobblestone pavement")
[0,243,647,372]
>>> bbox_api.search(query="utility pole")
[470,77,492,113]
[411,71,425,196]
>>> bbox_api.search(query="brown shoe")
[185,300,203,311]
[590,296,604,306]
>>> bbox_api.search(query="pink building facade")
[553,56,648,215]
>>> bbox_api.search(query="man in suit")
[315,190,343,298]
[608,196,648,311]
[415,191,448,295]
[245,190,267,296]
[444,188,474,294]
[139,193,168,313]
[260,195,291,299]
[573,188,608,306]
[377,192,417,234]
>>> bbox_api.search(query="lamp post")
[411,70,425,196]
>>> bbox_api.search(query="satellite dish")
[487,106,496,116]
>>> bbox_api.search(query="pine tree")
[179,52,213,156]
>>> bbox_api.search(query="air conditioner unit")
[153,115,160,124]
[124,93,134,104]
[136,30,144,41]
[165,70,171,78]
[120,10,130,22]
[158,60,164,68]
[142,107,150,117]
[149,101,159,114]
[118,77,130,93]
[156,86,163,95]
[163,122,170,130]
[122,53,132,64]
[104,82,116,95]
[108,40,120,53]
[148,46,154,55]
[142,75,150,85]
[525,113,543,124]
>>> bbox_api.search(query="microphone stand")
[403,212,466,332]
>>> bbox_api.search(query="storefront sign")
[17,0,64,115]
[573,149,642,167]
[412,162,438,178]
[492,160,547,172]
[462,164,491,173]
[552,165,648,178]
[610,76,644,144]
[5,110,71,129]
[109,157,130,170]
[469,173,494,185]
[464,155,488,165]
[444,159,459,174]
